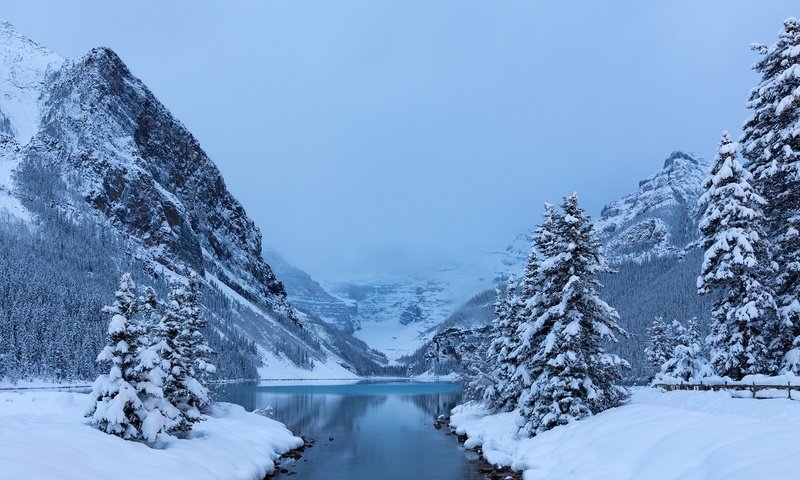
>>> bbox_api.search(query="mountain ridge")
[401,150,713,378]
[0,22,384,381]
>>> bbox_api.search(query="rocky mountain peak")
[663,150,701,168]
[597,150,708,263]
[1,22,294,319]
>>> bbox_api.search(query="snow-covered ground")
[410,371,460,382]
[0,390,302,480]
[257,349,359,380]
[354,318,435,361]
[0,379,90,390]
[451,387,800,480]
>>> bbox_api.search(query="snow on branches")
[741,18,800,375]
[516,194,629,435]
[89,272,215,444]
[698,132,776,379]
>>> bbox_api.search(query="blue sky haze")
[3,1,796,280]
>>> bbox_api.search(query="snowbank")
[0,390,303,480]
[656,373,800,386]
[0,379,91,390]
[450,388,800,480]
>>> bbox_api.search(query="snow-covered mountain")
[319,236,536,360]
[264,248,514,361]
[597,151,708,263]
[486,151,708,276]
[263,248,356,332]
[0,22,384,381]
[326,276,457,360]
[404,150,713,378]
[596,151,712,380]
[253,149,712,374]
[0,22,63,143]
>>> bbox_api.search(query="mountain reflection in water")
[215,381,487,480]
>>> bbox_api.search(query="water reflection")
[215,381,485,480]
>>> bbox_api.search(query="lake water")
[214,381,486,480]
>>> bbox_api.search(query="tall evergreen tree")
[133,285,181,441]
[656,319,707,382]
[89,274,146,440]
[741,18,800,374]
[156,277,195,433]
[512,204,560,418]
[518,195,629,435]
[698,132,775,378]
[183,272,216,414]
[157,273,215,434]
[90,274,178,443]
[486,273,522,411]
[644,317,675,374]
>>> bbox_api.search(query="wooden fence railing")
[653,382,799,399]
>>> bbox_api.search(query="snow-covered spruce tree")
[427,325,494,401]
[485,273,522,410]
[133,285,181,441]
[698,132,775,379]
[644,317,675,375]
[89,274,147,440]
[183,272,216,414]
[156,277,194,433]
[487,238,543,412]
[518,195,629,435]
[90,275,177,443]
[741,18,800,374]
[656,319,708,382]
[511,203,560,416]
[158,273,215,434]
[514,204,567,423]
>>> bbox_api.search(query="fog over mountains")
[0,22,388,382]
[0,21,713,383]
[274,151,713,380]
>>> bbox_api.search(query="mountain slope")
[0,22,381,382]
[325,262,502,361]
[263,248,356,332]
[595,151,712,380]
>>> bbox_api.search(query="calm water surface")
[215,381,486,480]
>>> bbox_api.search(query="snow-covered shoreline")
[0,379,92,390]
[0,390,303,480]
[450,387,800,480]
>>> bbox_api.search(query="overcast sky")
[3,1,796,280]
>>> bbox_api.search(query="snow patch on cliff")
[0,21,63,143]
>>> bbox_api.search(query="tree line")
[428,16,800,436]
